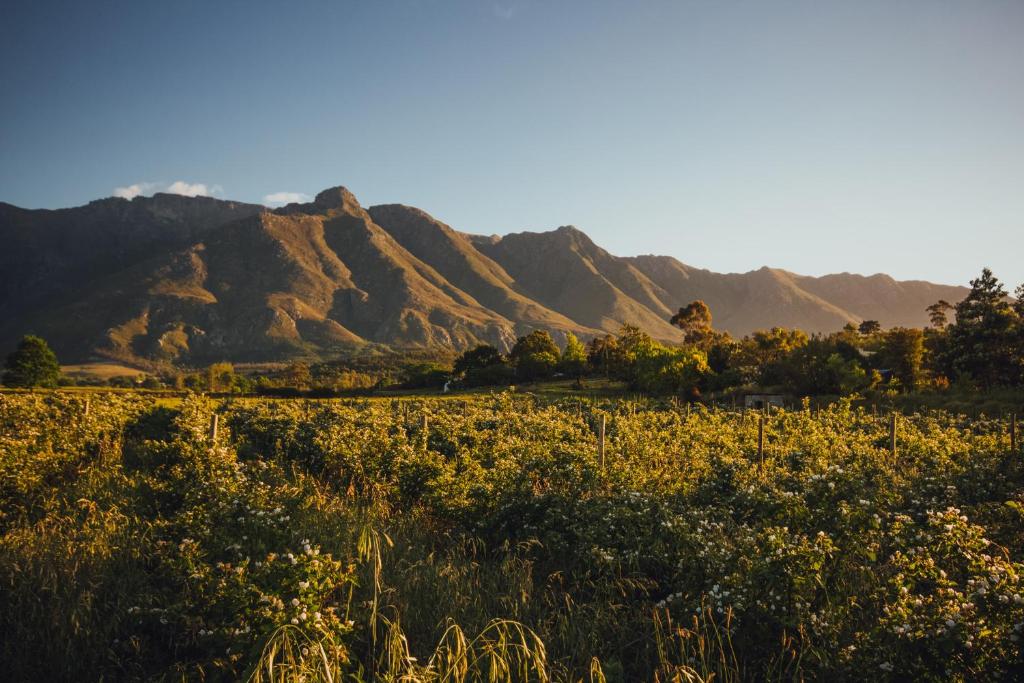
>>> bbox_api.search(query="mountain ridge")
[0,186,969,364]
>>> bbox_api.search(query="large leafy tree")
[670,300,716,346]
[3,335,61,388]
[454,344,505,375]
[632,339,710,396]
[944,268,1022,388]
[878,327,925,391]
[510,330,561,381]
[559,332,588,383]
[858,320,882,336]
[586,335,625,379]
[926,300,953,329]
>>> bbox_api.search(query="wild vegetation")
[2,391,1023,681]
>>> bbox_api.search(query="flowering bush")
[1,391,1023,680]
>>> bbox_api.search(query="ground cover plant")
[2,391,1023,681]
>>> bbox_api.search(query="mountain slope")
[0,185,969,364]
[367,205,600,342]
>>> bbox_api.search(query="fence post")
[889,413,897,457]
[1012,413,1017,454]
[209,413,219,443]
[598,414,606,469]
[84,399,91,417]
[757,415,764,463]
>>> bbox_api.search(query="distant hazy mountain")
[0,186,967,364]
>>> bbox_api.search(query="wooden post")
[686,403,691,419]
[209,413,219,442]
[598,414,606,469]
[421,413,429,450]
[889,413,897,456]
[1011,413,1017,454]
[84,399,91,417]
[757,415,765,463]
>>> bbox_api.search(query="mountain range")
[0,186,967,366]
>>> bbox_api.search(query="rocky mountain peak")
[313,186,361,212]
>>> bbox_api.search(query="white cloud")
[166,181,213,197]
[111,180,221,200]
[113,182,158,199]
[263,191,310,205]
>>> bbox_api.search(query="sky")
[1,0,1022,288]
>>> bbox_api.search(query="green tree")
[284,362,312,389]
[858,320,882,336]
[3,335,61,388]
[670,300,716,346]
[879,327,925,392]
[510,330,560,381]
[738,327,809,386]
[945,268,1021,388]
[586,334,623,379]
[454,345,505,375]
[559,332,588,384]
[926,300,953,329]
[772,337,869,396]
[632,340,710,396]
[206,362,236,392]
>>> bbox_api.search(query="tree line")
[4,268,1023,397]
[447,268,1024,398]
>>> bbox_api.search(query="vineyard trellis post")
[84,399,91,417]
[598,414,606,469]
[889,413,897,457]
[1012,413,1017,454]
[209,413,219,443]
[757,415,764,463]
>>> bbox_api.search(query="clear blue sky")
[2,0,1022,288]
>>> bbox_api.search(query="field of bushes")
[2,391,1023,681]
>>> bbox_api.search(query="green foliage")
[859,320,882,336]
[670,300,715,346]
[878,328,925,392]
[207,362,237,392]
[941,268,1023,389]
[401,362,451,389]
[454,344,505,376]
[4,393,1024,681]
[631,339,709,396]
[510,331,560,381]
[3,335,60,388]
[559,332,588,380]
